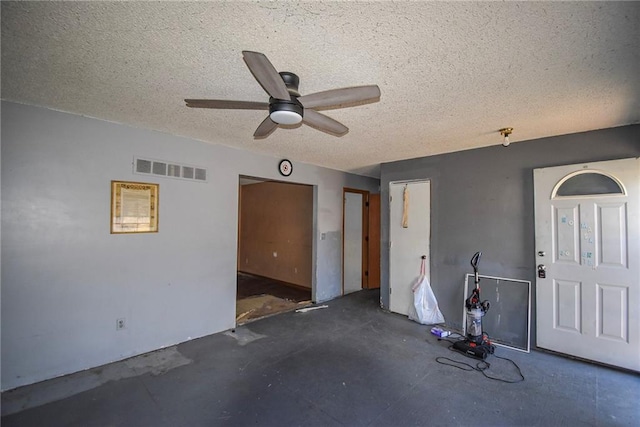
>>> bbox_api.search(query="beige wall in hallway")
[239,181,313,288]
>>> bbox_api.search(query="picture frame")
[111,181,159,234]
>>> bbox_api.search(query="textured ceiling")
[2,1,639,177]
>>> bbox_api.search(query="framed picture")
[111,181,159,234]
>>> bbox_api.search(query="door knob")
[537,264,546,278]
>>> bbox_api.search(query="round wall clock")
[279,159,293,177]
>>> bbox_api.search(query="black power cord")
[435,335,525,383]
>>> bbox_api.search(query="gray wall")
[380,125,640,341]
[1,101,378,390]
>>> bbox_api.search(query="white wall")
[0,101,379,390]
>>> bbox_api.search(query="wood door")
[368,194,381,289]
[534,158,639,371]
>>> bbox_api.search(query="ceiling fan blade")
[298,85,380,109]
[242,51,291,101]
[185,99,269,110]
[302,109,348,137]
[254,116,278,139]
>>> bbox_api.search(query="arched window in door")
[551,170,625,198]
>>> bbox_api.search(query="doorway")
[237,176,313,324]
[342,189,381,295]
[343,189,367,294]
[534,158,639,371]
[388,180,431,316]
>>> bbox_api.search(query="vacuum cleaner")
[452,252,495,359]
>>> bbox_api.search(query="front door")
[534,158,639,371]
[389,180,431,316]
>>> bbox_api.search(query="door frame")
[342,188,370,295]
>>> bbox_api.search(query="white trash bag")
[408,258,445,325]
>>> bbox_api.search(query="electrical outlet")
[116,318,126,330]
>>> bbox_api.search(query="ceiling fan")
[185,51,381,138]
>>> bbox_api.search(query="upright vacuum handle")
[471,251,482,286]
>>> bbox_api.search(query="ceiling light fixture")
[270,109,302,125]
[269,99,304,125]
[500,127,513,147]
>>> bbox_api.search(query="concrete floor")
[2,289,639,426]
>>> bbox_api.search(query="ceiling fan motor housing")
[270,72,303,124]
[279,72,300,96]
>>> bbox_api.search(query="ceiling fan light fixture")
[269,99,304,125]
[270,110,303,125]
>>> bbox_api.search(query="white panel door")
[389,181,430,316]
[344,192,363,294]
[534,158,639,371]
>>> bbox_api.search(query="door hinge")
[365,270,369,276]
[389,195,392,203]
[366,201,369,207]
[389,241,392,249]
[365,235,369,242]
[389,288,392,294]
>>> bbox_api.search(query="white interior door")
[344,192,363,294]
[534,158,639,371]
[389,181,430,315]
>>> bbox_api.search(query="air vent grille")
[195,168,207,181]
[182,166,194,179]
[168,164,181,177]
[136,159,152,174]
[152,161,167,176]
[133,157,207,183]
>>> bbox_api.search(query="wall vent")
[195,168,207,181]
[133,157,207,183]
[152,161,167,176]
[167,164,181,177]
[136,159,152,174]
[182,166,194,179]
